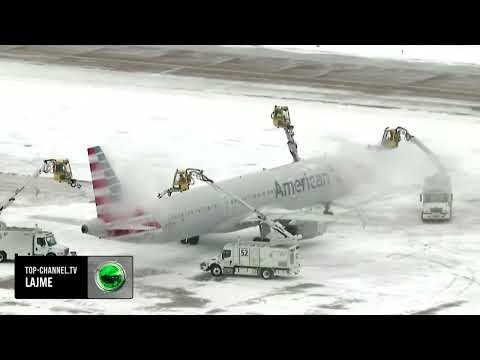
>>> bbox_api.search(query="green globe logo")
[95,262,126,292]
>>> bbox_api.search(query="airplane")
[80,145,376,245]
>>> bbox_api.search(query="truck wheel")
[210,265,222,277]
[0,251,6,263]
[421,212,426,223]
[46,253,56,256]
[260,268,274,280]
[181,236,199,245]
[188,236,199,245]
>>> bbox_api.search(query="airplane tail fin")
[87,146,125,222]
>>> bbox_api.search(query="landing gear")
[323,202,334,215]
[181,236,199,245]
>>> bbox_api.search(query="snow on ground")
[257,45,480,67]
[1,59,480,314]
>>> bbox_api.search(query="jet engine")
[81,218,107,238]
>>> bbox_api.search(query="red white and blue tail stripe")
[88,146,124,222]
[87,146,161,237]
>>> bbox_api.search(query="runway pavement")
[1,45,479,103]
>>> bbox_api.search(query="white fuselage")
[148,156,350,242]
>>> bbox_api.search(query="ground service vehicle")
[420,174,453,222]
[200,241,301,280]
[0,222,75,262]
[371,126,453,223]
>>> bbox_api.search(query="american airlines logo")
[275,173,331,198]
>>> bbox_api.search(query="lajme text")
[26,277,53,287]
[24,266,78,288]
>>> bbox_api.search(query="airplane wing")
[219,206,337,240]
[262,207,337,223]
[219,184,408,238]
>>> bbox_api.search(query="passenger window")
[36,238,46,247]
[222,250,231,259]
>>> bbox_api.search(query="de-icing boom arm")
[396,127,447,175]
[0,167,43,215]
[407,136,447,175]
[0,159,81,216]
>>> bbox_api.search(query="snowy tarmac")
[1,47,480,314]
[1,45,480,103]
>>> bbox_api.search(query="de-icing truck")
[420,174,453,222]
[200,241,301,280]
[372,127,453,223]
[0,222,76,263]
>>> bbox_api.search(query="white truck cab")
[200,241,301,280]
[420,174,453,222]
[0,221,75,262]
